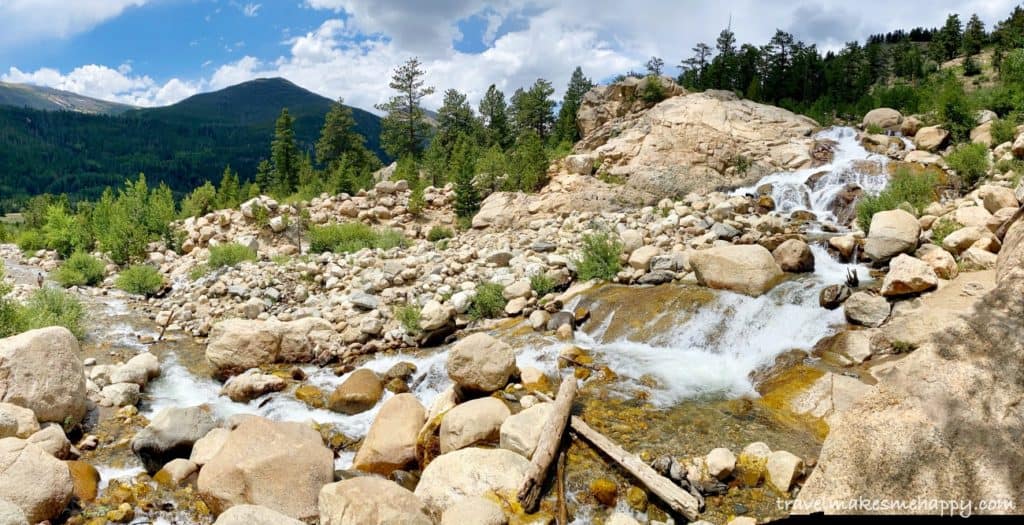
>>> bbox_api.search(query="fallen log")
[517,375,577,512]
[570,415,700,521]
[556,449,568,525]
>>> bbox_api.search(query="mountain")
[0,78,383,210]
[0,81,136,115]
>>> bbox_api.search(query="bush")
[54,252,106,287]
[856,168,940,232]
[468,282,507,320]
[995,158,1024,174]
[115,265,164,296]
[865,123,884,135]
[16,229,46,253]
[639,75,667,103]
[427,226,454,242]
[309,223,406,254]
[530,273,556,297]
[930,218,962,244]
[935,76,976,142]
[945,142,990,186]
[394,303,421,335]
[575,230,623,281]
[19,287,86,339]
[990,118,1017,145]
[208,243,257,269]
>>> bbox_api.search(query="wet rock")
[914,126,949,152]
[354,394,425,475]
[384,362,417,382]
[132,405,220,474]
[0,327,87,426]
[414,448,531,514]
[328,369,383,415]
[100,382,141,407]
[447,333,516,394]
[214,504,306,525]
[772,239,815,273]
[519,367,550,392]
[880,254,938,297]
[637,269,675,285]
[0,403,39,439]
[706,447,737,480]
[66,460,99,502]
[690,245,784,297]
[110,352,160,386]
[198,416,333,520]
[0,438,73,523]
[843,292,891,327]
[546,311,575,332]
[819,284,851,310]
[499,402,553,459]
[607,514,641,525]
[440,397,510,453]
[206,318,335,379]
[863,108,902,130]
[440,496,506,525]
[736,442,772,487]
[318,477,431,525]
[155,458,198,487]
[220,370,286,402]
[589,477,618,506]
[528,310,551,331]
[828,234,857,260]
[766,450,804,493]
[863,209,920,264]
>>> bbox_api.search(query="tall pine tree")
[553,66,594,145]
[270,108,300,195]
[376,58,435,159]
[478,84,513,149]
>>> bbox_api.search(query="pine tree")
[317,99,369,169]
[934,14,964,61]
[271,108,300,195]
[510,79,556,141]
[474,144,507,196]
[216,165,240,209]
[255,159,274,193]
[478,84,513,149]
[450,135,479,219]
[422,138,448,187]
[435,89,478,157]
[553,66,594,145]
[710,27,738,90]
[645,57,665,76]
[376,58,435,159]
[508,129,548,192]
[962,14,986,56]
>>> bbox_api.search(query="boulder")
[414,448,531,514]
[900,116,922,136]
[213,504,305,525]
[100,382,141,407]
[843,292,891,327]
[608,513,642,525]
[0,438,73,523]
[328,369,384,415]
[440,496,506,525]
[220,371,286,403]
[863,209,920,263]
[880,254,939,297]
[190,428,230,466]
[132,405,220,474]
[863,108,902,130]
[689,245,784,297]
[0,499,27,525]
[447,333,516,394]
[736,442,772,487]
[915,244,958,280]
[155,458,198,487]
[772,239,815,273]
[952,206,993,228]
[980,184,1019,214]
[962,247,998,269]
[66,460,99,502]
[913,126,949,152]
[971,120,993,146]
[206,318,334,379]
[942,225,992,255]
[499,402,553,459]
[440,397,510,453]
[0,403,39,439]
[628,245,660,270]
[619,229,643,254]
[197,416,333,520]
[766,451,804,493]
[1013,132,1024,157]
[502,280,531,300]
[354,394,425,475]
[705,447,737,480]
[27,425,71,458]
[419,300,454,332]
[0,327,86,426]
[318,477,431,525]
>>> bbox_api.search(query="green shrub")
[945,142,990,186]
[930,218,962,245]
[468,282,507,320]
[251,204,270,228]
[427,226,454,242]
[115,265,164,296]
[995,158,1024,174]
[180,181,218,218]
[990,118,1018,145]
[0,269,21,338]
[639,75,667,103]
[17,229,46,253]
[18,287,86,339]
[575,230,623,281]
[394,303,422,335]
[188,264,210,281]
[530,273,556,297]
[865,123,884,135]
[935,75,976,142]
[856,168,940,232]
[41,205,91,258]
[208,243,257,269]
[54,252,106,287]
[309,223,406,254]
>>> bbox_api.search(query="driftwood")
[570,416,700,521]
[517,376,577,512]
[156,309,176,342]
[556,449,568,525]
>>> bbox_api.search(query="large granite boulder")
[0,327,86,426]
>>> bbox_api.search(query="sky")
[0,0,1019,112]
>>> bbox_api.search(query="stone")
[155,458,198,487]
[880,254,939,297]
[819,284,851,310]
[0,499,27,525]
[942,226,992,255]
[112,352,160,385]
[619,229,643,254]
[766,451,804,493]
[197,416,333,520]
[268,216,286,233]
[0,403,39,439]
[863,209,920,263]
[518,367,550,392]
[328,369,383,415]
[980,185,1019,214]
[485,251,513,267]
[952,206,993,228]
[971,120,993,146]
[607,513,641,525]
[504,297,527,316]
[440,397,510,453]
[440,496,506,525]
[100,382,141,407]
[736,442,772,487]
[354,394,425,475]
[66,460,99,502]
[414,448,531,514]
[447,333,516,394]
[220,371,286,403]
[0,438,73,523]
[502,280,532,300]
[132,405,220,474]
[190,428,230,466]
[828,235,857,260]
[0,327,87,426]
[213,504,306,525]
[863,108,902,129]
[962,247,998,269]
[318,477,431,525]
[900,116,923,136]
[420,300,454,331]
[627,245,660,270]
[500,402,553,458]
[772,239,815,272]
[637,270,675,285]
[349,292,380,311]
[913,126,949,152]
[589,478,618,506]
[564,153,596,176]
[26,425,70,458]
[705,447,737,480]
[206,318,335,378]
[690,245,784,297]
[916,244,958,280]
[843,292,891,327]
[528,310,550,331]
[728,518,757,525]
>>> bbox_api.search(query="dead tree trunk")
[517,376,577,512]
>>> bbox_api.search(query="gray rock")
[843,292,891,327]
[132,405,220,474]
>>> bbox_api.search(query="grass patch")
[271,254,291,265]
[945,142,990,187]
[856,168,940,233]
[990,118,1017,145]
[309,222,407,254]
[54,252,106,287]
[930,218,962,245]
[208,242,257,269]
[115,265,164,296]
[2,274,87,340]
[574,230,623,281]
[994,158,1024,174]
[16,229,45,253]
[530,273,556,297]
[427,226,454,242]
[468,282,507,320]
[188,264,210,281]
[865,122,884,135]
[394,303,422,335]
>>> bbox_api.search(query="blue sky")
[1,1,1018,111]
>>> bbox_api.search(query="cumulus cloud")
[0,0,148,49]
[2,64,200,107]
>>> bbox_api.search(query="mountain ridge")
[0,81,137,115]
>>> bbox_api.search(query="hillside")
[0,78,383,210]
[0,81,136,115]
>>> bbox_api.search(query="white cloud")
[2,64,200,107]
[0,0,148,49]
[242,3,262,17]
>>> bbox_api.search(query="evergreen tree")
[422,137,448,188]
[316,99,370,169]
[645,57,665,76]
[478,84,512,149]
[508,129,548,192]
[271,108,300,195]
[933,14,964,61]
[553,66,594,145]
[510,79,556,140]
[709,26,738,90]
[216,165,241,209]
[376,57,435,159]
[255,159,273,193]
[435,89,478,157]
[962,14,986,55]
[474,144,507,196]
[679,43,713,88]
[450,135,479,219]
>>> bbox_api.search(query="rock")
[706,447,737,480]
[900,116,923,136]
[26,425,70,458]
[952,206,993,228]
[268,216,286,233]
[1013,132,1024,157]
[519,367,550,392]
[420,300,454,331]
[619,229,643,254]
[819,284,851,310]
[220,371,286,402]
[0,438,73,523]
[0,499,27,525]
[440,496,506,525]
[414,448,531,514]
[971,120,993,146]
[447,333,516,394]
[504,297,527,316]
[206,318,334,379]
[112,352,160,385]
[627,245,660,270]
[690,245,784,297]
[502,280,531,300]
[863,209,920,263]
[499,402,553,459]
[66,460,99,502]
[637,270,676,285]
[328,369,383,415]
[440,397,510,453]
[564,153,596,176]
[354,394,425,475]
[728,518,757,525]
[100,382,141,407]
[980,184,1019,213]
[607,513,641,525]
[916,244,958,280]
[318,477,431,525]
[962,247,998,269]
[528,310,550,331]
[589,478,618,506]
[772,239,815,272]
[0,327,87,426]
[485,251,513,267]
[349,292,380,311]
[942,225,992,255]
[132,405,220,474]
[880,254,939,297]
[0,403,39,439]
[213,504,306,525]
[155,458,198,487]
[197,416,333,520]
[736,442,772,487]
[843,292,891,327]
[863,108,902,130]
[190,428,230,466]
[913,126,949,152]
